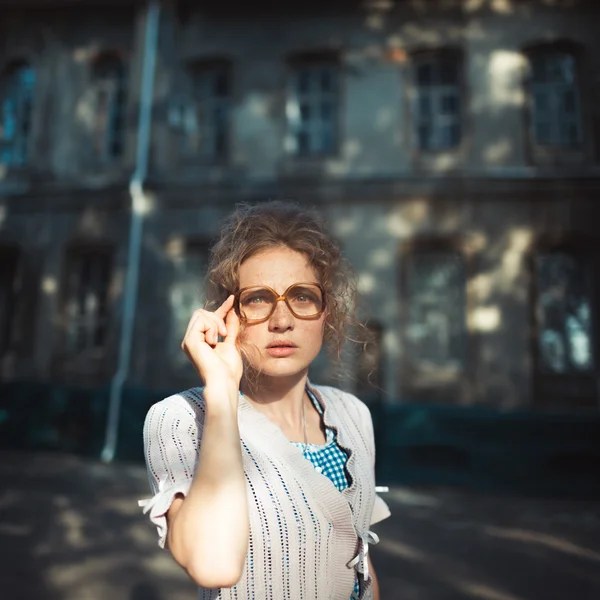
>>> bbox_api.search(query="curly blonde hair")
[206,200,360,363]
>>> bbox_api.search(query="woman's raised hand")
[181,295,243,391]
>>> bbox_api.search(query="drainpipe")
[101,0,161,463]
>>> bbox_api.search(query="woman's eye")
[245,295,268,304]
[292,293,314,303]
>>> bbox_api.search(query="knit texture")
[141,383,391,600]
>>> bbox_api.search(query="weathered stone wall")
[1,1,599,410]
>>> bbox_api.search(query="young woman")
[140,202,390,599]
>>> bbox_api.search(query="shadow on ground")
[1,451,600,600]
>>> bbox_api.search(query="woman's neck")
[241,371,309,425]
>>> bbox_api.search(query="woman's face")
[237,246,325,380]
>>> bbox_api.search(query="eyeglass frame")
[233,282,327,324]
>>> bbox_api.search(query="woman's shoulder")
[310,384,371,420]
[146,387,206,421]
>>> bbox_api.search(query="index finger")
[223,305,240,345]
[214,295,235,335]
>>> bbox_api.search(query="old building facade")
[1,0,600,457]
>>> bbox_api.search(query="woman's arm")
[165,298,249,588]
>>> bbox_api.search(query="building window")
[404,245,467,372]
[412,53,462,151]
[528,50,582,148]
[0,246,19,355]
[168,240,209,368]
[90,53,127,162]
[183,60,232,161]
[63,248,113,356]
[535,250,593,374]
[0,61,35,166]
[286,57,339,156]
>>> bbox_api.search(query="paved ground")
[1,451,600,600]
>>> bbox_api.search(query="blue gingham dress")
[290,389,361,599]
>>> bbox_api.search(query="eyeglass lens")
[239,284,323,321]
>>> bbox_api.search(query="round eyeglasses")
[234,282,326,324]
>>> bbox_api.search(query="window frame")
[399,237,471,403]
[285,51,342,159]
[88,51,128,165]
[0,244,20,357]
[409,49,465,156]
[59,243,115,367]
[529,235,598,409]
[181,58,233,164]
[523,41,589,165]
[0,59,36,168]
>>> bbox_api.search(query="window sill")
[278,153,346,179]
[528,145,589,167]
[412,147,465,173]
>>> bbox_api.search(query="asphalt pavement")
[1,451,599,600]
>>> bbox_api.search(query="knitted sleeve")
[139,389,204,548]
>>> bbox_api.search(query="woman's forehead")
[238,247,318,289]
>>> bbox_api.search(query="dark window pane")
[299,102,311,123]
[0,62,35,166]
[418,123,432,150]
[406,251,466,368]
[65,251,112,356]
[296,69,311,94]
[91,55,127,161]
[546,54,576,85]
[320,68,335,93]
[561,89,576,114]
[189,63,231,160]
[416,62,433,86]
[561,120,580,147]
[537,253,593,373]
[533,91,550,114]
[440,93,459,116]
[297,130,309,155]
[418,94,432,117]
[440,123,461,148]
[214,128,227,158]
[320,101,333,123]
[440,60,458,85]
[534,121,552,145]
[319,127,334,153]
[290,63,339,156]
[214,70,229,97]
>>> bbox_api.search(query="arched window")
[0,60,35,166]
[90,53,127,162]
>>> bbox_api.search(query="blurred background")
[1,0,600,598]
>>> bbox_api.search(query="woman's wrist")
[203,383,240,414]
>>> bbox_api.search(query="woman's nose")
[268,300,294,330]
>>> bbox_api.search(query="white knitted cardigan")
[140,383,391,600]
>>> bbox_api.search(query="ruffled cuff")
[370,493,391,526]
[138,477,193,549]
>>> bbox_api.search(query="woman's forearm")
[168,384,249,588]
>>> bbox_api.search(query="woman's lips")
[266,343,297,358]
